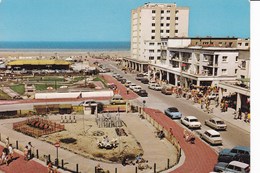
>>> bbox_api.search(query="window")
[245,43,249,46]
[175,10,179,14]
[151,36,155,40]
[149,50,154,53]
[175,17,178,20]
[158,43,161,45]
[152,10,156,13]
[157,56,161,60]
[166,30,170,33]
[166,23,170,27]
[166,17,170,20]
[149,56,154,60]
[175,23,178,26]
[160,30,163,33]
[241,61,246,68]
[235,69,238,74]
[161,10,164,13]
[152,17,155,20]
[222,56,228,62]
[157,49,161,52]
[235,56,238,61]
[175,30,178,33]
[238,43,242,46]
[161,23,164,27]
[222,69,227,75]
[149,43,154,45]
[161,17,164,20]
[152,30,155,33]
[167,10,170,13]
[152,23,155,26]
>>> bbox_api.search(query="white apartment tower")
[130,3,189,71]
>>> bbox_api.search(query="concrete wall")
[35,91,114,99]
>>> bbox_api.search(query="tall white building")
[127,3,189,72]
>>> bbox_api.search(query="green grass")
[35,84,62,91]
[73,76,85,82]
[10,84,25,95]
[29,76,65,82]
[93,76,107,87]
[0,90,11,100]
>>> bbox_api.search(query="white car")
[133,85,142,93]
[148,83,163,91]
[181,116,201,129]
[125,80,131,87]
[207,93,219,100]
[200,129,222,145]
[205,117,227,130]
[129,83,137,90]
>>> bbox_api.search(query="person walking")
[8,144,14,161]
[27,142,33,160]
[24,145,29,161]
[238,108,242,120]
[5,137,9,148]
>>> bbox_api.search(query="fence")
[13,117,65,137]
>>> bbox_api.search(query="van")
[110,94,126,105]
[161,85,172,95]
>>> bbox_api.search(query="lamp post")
[54,142,60,167]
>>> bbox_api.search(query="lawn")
[35,84,61,91]
[93,76,107,87]
[29,76,65,82]
[10,84,25,95]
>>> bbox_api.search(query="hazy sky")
[0,0,250,41]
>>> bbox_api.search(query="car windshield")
[190,119,198,122]
[216,121,225,124]
[212,134,220,138]
[169,108,178,112]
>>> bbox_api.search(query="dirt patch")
[39,115,143,163]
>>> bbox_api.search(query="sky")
[0,0,250,42]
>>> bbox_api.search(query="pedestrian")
[5,137,9,148]
[244,112,248,122]
[28,142,33,159]
[233,111,237,119]
[8,144,13,160]
[126,88,129,95]
[238,108,242,120]
[24,145,28,161]
[225,101,229,112]
[1,147,9,166]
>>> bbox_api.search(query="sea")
[0,41,130,51]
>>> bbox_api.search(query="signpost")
[54,142,60,167]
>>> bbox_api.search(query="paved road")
[106,61,250,151]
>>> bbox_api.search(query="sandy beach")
[0,50,130,60]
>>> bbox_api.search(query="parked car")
[140,78,149,84]
[79,100,104,113]
[213,161,250,173]
[125,80,132,87]
[200,129,222,145]
[133,85,142,93]
[135,73,145,80]
[148,83,163,91]
[164,107,182,119]
[205,117,227,130]
[137,89,148,97]
[161,85,173,95]
[129,83,137,90]
[120,79,127,84]
[110,94,126,105]
[218,146,250,165]
[181,116,201,129]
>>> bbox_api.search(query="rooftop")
[8,59,71,66]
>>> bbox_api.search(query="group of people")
[0,138,14,166]
[23,142,34,161]
[183,130,195,144]
[234,108,250,123]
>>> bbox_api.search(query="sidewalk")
[0,144,49,173]
[178,97,250,133]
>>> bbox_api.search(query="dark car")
[218,146,250,165]
[120,79,127,84]
[141,78,149,84]
[137,89,148,97]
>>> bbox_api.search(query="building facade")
[125,3,189,72]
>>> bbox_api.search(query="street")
[106,61,250,152]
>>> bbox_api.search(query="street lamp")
[143,100,146,109]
